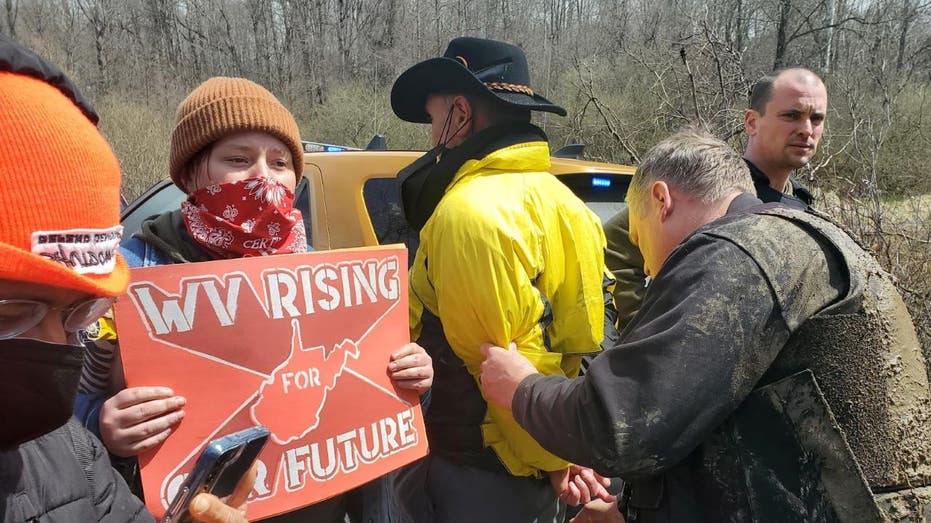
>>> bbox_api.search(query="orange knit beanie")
[170,77,303,190]
[0,71,128,297]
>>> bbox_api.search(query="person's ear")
[744,108,759,136]
[452,95,473,134]
[650,181,674,222]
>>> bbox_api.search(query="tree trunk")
[735,0,744,51]
[4,0,17,38]
[896,0,913,72]
[75,0,110,92]
[773,0,791,69]
[821,0,835,73]
[336,0,351,76]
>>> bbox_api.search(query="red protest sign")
[114,246,427,520]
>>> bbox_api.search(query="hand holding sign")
[388,343,433,394]
[99,386,186,457]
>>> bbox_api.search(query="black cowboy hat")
[391,37,567,123]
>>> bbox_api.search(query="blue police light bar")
[303,141,358,153]
[591,176,612,188]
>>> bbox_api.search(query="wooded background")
[4,0,931,349]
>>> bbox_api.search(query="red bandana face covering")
[181,177,307,259]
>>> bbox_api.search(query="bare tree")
[74,0,112,91]
[4,0,18,37]
[774,0,792,68]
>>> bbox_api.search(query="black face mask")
[397,122,549,232]
[0,338,84,449]
[397,144,447,232]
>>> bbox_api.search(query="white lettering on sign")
[281,367,321,392]
[130,275,245,335]
[127,256,401,336]
[281,408,418,491]
[263,256,400,320]
[253,458,271,497]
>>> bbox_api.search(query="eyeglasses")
[0,297,115,340]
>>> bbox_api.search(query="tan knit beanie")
[170,77,303,190]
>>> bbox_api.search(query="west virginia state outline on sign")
[114,246,427,520]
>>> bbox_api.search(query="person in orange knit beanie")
[0,36,256,523]
[75,75,434,523]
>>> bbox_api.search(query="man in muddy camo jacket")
[479,128,931,522]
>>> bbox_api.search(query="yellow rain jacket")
[410,140,608,477]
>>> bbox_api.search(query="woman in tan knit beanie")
[76,77,434,523]
[149,76,309,261]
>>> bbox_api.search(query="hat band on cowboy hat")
[391,36,567,124]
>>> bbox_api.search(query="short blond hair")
[627,127,754,215]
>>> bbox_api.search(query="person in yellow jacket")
[389,37,620,522]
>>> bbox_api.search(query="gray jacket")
[0,418,152,522]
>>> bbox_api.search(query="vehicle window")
[362,178,420,264]
[585,201,627,223]
[120,181,185,243]
[292,178,313,246]
[556,173,630,224]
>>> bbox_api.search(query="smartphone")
[161,426,270,523]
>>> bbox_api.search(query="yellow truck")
[121,141,635,251]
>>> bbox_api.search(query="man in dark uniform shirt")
[606,68,827,329]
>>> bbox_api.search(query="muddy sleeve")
[603,207,647,332]
[512,234,794,480]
